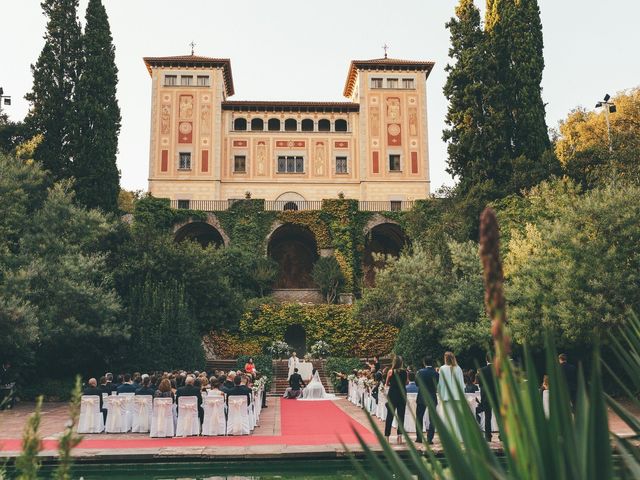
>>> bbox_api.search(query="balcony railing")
[170,199,416,212]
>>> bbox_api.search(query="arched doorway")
[284,324,306,356]
[363,222,407,287]
[174,221,225,248]
[268,224,318,289]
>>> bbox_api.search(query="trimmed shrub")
[326,357,364,390]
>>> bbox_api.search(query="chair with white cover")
[78,395,104,433]
[403,392,418,433]
[202,396,226,436]
[131,395,153,433]
[150,397,175,437]
[104,396,128,433]
[119,392,135,432]
[176,396,200,437]
[227,396,251,435]
[376,387,387,420]
[248,399,257,430]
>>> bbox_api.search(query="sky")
[1,0,639,192]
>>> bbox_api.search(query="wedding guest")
[105,373,117,394]
[227,375,252,405]
[465,370,479,393]
[416,357,439,444]
[208,378,225,397]
[559,353,577,408]
[221,372,235,393]
[438,351,465,441]
[132,372,141,387]
[116,373,137,394]
[83,378,103,411]
[406,371,419,393]
[176,375,203,422]
[135,376,155,396]
[477,352,496,442]
[384,355,408,443]
[245,358,256,375]
[97,376,110,396]
[154,378,175,402]
[373,356,381,372]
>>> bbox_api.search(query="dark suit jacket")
[479,364,496,409]
[116,383,137,394]
[226,385,252,405]
[135,386,155,396]
[416,367,439,406]
[82,386,103,410]
[560,362,578,393]
[221,380,234,394]
[175,385,203,411]
[289,373,304,390]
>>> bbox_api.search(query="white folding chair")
[150,397,175,437]
[119,392,135,432]
[227,396,250,435]
[77,395,104,433]
[131,395,153,433]
[202,396,226,436]
[176,396,200,437]
[104,396,127,433]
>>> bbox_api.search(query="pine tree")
[25,0,83,179]
[74,0,121,212]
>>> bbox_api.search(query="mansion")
[144,53,435,209]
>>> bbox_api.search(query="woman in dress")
[301,369,334,400]
[437,351,465,440]
[384,355,408,443]
[154,378,175,402]
[245,358,256,375]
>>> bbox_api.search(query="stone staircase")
[270,359,335,396]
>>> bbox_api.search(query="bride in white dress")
[301,369,335,400]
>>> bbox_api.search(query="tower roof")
[143,55,234,96]
[343,57,435,98]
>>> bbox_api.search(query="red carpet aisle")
[0,399,376,451]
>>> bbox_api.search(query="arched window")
[251,118,264,131]
[283,201,298,211]
[335,119,348,132]
[284,118,298,131]
[233,118,247,131]
[318,119,331,132]
[268,118,281,131]
[301,119,314,131]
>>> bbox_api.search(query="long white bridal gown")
[301,371,335,400]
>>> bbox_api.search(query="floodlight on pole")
[595,93,615,152]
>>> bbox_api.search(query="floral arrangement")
[347,374,356,382]
[252,376,268,393]
[266,340,290,358]
[309,340,331,358]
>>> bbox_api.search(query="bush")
[19,378,76,402]
[236,354,273,390]
[326,357,364,391]
[312,256,345,303]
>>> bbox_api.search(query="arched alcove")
[267,224,319,289]
[362,221,407,287]
[174,221,225,248]
[284,324,307,356]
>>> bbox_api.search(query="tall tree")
[74,0,121,212]
[25,0,83,179]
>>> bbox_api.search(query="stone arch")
[284,324,307,356]
[267,223,319,289]
[362,216,408,287]
[173,213,230,248]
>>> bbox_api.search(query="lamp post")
[595,93,616,152]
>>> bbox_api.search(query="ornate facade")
[144,54,435,208]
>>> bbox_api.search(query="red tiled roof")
[143,55,234,96]
[343,57,435,98]
[222,100,359,113]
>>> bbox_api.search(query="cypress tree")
[25,0,83,179]
[74,0,121,212]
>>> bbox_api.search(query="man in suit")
[221,372,235,394]
[135,376,155,396]
[406,371,419,393]
[82,377,104,412]
[176,375,203,423]
[283,368,305,399]
[116,373,137,394]
[416,357,439,444]
[477,353,497,442]
[227,375,252,405]
[559,353,578,409]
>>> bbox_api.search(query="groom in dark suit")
[283,368,305,399]
[416,356,439,444]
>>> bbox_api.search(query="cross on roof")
[189,41,196,56]
[382,43,389,59]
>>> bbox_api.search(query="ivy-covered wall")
[207,304,398,358]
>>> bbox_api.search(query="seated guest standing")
[406,371,419,393]
[227,375,252,405]
[135,376,155,396]
[82,378,104,412]
[116,373,137,394]
[154,378,175,402]
[176,375,203,422]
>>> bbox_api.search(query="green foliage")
[312,256,345,303]
[19,378,76,402]
[53,376,82,480]
[326,357,363,390]
[73,0,121,212]
[15,397,43,480]
[216,199,276,253]
[123,279,205,372]
[25,0,83,179]
[236,354,273,389]
[504,179,640,348]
